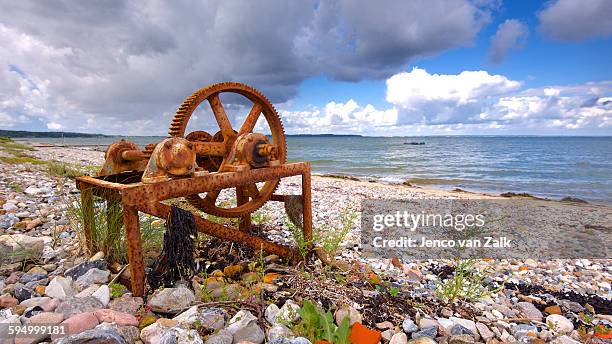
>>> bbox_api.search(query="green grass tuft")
[67,192,165,264]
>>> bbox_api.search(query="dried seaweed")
[148,205,197,289]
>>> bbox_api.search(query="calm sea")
[21,136,612,203]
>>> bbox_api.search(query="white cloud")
[385,68,521,125]
[0,0,490,134]
[538,0,612,41]
[383,68,611,132]
[280,99,397,134]
[46,122,63,130]
[274,69,611,135]
[489,19,528,64]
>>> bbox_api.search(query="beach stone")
[58,312,100,337]
[546,314,574,334]
[55,296,104,318]
[276,300,300,323]
[451,324,473,336]
[27,311,63,324]
[27,266,47,275]
[381,329,395,342]
[13,285,34,302]
[334,305,362,326]
[140,321,203,344]
[173,306,227,331]
[475,322,494,340]
[64,260,107,280]
[411,326,437,339]
[390,332,409,344]
[268,324,294,341]
[34,285,46,295]
[449,334,475,344]
[75,284,100,298]
[116,325,140,344]
[147,286,195,313]
[109,294,143,315]
[92,284,110,306]
[94,309,139,326]
[376,321,394,330]
[138,314,157,330]
[0,294,18,308]
[204,328,233,344]
[46,276,75,300]
[53,327,127,344]
[0,234,46,263]
[22,305,45,318]
[19,297,48,309]
[449,317,477,335]
[402,317,418,333]
[15,312,64,343]
[545,305,562,315]
[41,263,57,272]
[227,310,258,335]
[515,302,543,321]
[407,337,436,344]
[90,251,105,261]
[75,268,110,289]
[265,303,280,324]
[1,263,22,276]
[19,272,46,284]
[233,322,265,344]
[24,186,42,195]
[25,218,42,230]
[512,324,538,339]
[552,335,581,344]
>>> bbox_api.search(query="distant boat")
[404,141,425,145]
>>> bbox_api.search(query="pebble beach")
[1,141,611,344]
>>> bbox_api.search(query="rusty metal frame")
[76,162,312,297]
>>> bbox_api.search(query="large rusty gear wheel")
[169,82,286,218]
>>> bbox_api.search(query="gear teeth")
[169,81,287,217]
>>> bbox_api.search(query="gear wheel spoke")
[169,82,286,218]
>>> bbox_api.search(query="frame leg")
[302,167,312,242]
[236,187,251,231]
[106,193,122,251]
[123,206,145,297]
[80,187,95,253]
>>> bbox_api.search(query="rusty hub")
[169,82,287,217]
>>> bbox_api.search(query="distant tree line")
[0,129,109,138]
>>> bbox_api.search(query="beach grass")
[67,192,164,263]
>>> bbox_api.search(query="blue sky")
[295,2,612,110]
[0,0,611,136]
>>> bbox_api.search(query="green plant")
[0,155,46,165]
[109,282,127,298]
[318,206,357,258]
[285,216,317,260]
[67,193,164,263]
[251,210,270,225]
[46,161,83,179]
[434,259,501,303]
[285,205,357,262]
[0,140,34,151]
[7,181,23,192]
[290,300,350,344]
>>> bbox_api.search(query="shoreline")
[1,138,611,344]
[22,140,605,206]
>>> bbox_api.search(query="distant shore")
[20,140,608,206]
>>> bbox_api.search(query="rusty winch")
[76,82,312,296]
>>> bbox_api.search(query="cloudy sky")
[0,0,611,136]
